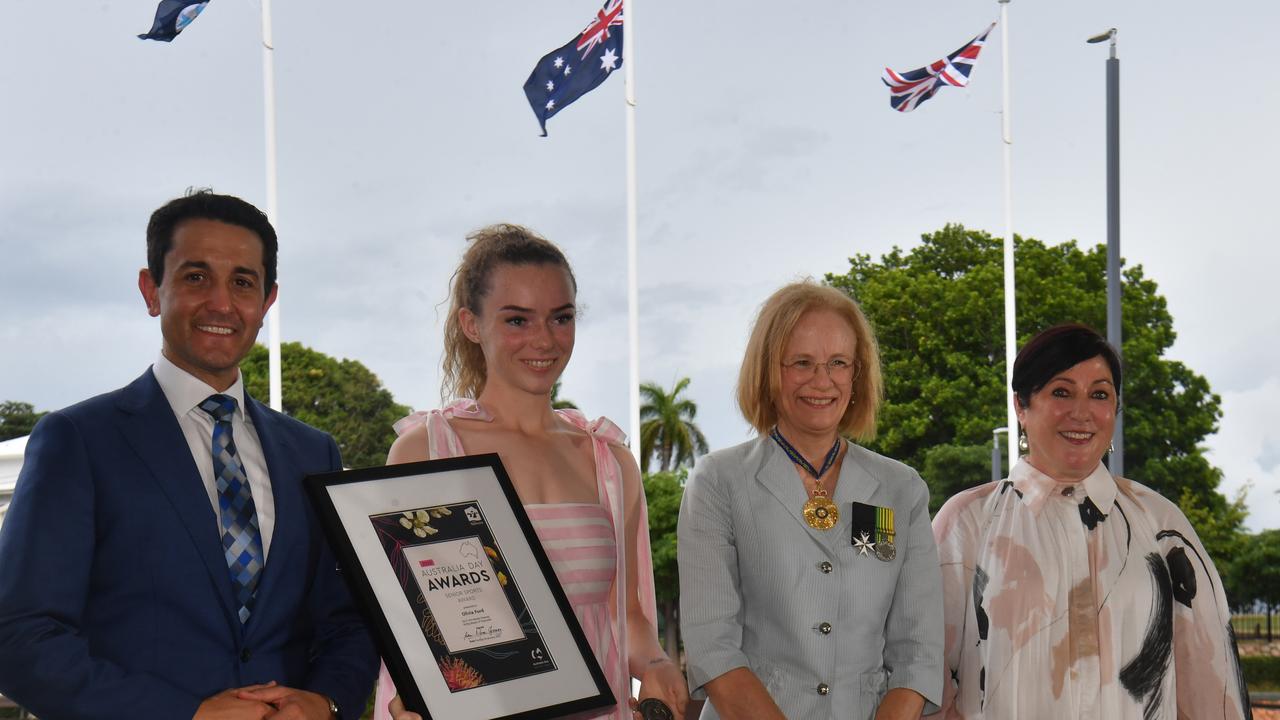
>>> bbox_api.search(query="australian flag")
[523,0,624,136]
[139,0,210,42]
[882,22,994,113]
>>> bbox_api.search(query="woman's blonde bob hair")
[736,280,884,441]
[441,223,576,402]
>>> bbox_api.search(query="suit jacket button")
[240,648,252,663]
[819,561,833,574]
[818,622,832,634]
[816,682,830,696]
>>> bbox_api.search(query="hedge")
[1244,655,1280,691]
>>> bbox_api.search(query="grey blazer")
[678,436,943,720]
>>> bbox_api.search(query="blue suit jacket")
[0,370,378,719]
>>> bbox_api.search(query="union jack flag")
[576,0,623,58]
[523,0,624,136]
[882,23,995,113]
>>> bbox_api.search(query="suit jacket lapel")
[751,436,834,551]
[115,370,238,624]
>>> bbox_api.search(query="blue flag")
[139,0,209,42]
[523,0,624,136]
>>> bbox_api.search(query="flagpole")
[261,0,282,411]
[999,0,1017,471]
[623,0,641,463]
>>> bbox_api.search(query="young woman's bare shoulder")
[387,422,430,465]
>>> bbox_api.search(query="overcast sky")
[1,1,1276,529]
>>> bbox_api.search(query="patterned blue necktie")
[199,394,264,625]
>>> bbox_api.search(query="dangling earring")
[1018,432,1029,453]
[1108,442,1115,454]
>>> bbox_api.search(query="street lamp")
[992,427,1009,483]
[1087,28,1124,476]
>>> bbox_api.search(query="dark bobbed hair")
[441,223,578,402]
[145,188,278,295]
[1012,323,1122,409]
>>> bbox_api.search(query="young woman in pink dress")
[376,224,688,720]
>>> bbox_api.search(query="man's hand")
[236,683,334,719]
[194,683,277,720]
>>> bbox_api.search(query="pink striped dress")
[371,400,658,720]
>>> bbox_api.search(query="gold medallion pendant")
[803,494,840,531]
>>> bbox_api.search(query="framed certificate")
[306,454,615,720]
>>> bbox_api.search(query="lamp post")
[1088,28,1123,476]
[992,427,1009,483]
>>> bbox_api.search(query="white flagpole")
[261,0,283,411]
[999,0,1017,470]
[623,0,641,462]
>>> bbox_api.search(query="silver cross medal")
[854,531,875,557]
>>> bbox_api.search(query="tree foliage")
[240,342,411,470]
[0,401,47,441]
[639,378,709,474]
[825,224,1226,517]
[645,468,686,655]
[1226,529,1280,613]
[1179,486,1249,586]
[645,469,684,605]
[550,381,577,410]
[921,443,1006,514]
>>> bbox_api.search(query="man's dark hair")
[145,189,278,295]
[1012,323,1123,409]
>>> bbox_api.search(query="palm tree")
[639,377,709,473]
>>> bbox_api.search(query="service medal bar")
[850,502,896,562]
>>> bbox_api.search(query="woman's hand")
[636,657,689,718]
[387,694,422,720]
[873,687,925,720]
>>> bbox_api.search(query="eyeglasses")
[781,358,860,382]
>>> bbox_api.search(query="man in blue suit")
[0,191,378,719]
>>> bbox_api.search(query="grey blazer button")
[816,682,830,695]
[819,561,833,574]
[818,622,833,634]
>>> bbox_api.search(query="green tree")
[825,224,1227,519]
[645,469,686,657]
[550,381,577,410]
[1226,529,1280,638]
[1178,486,1249,580]
[0,401,47,441]
[639,378,709,474]
[921,443,1006,514]
[240,342,411,469]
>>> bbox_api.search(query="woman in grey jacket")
[678,280,942,720]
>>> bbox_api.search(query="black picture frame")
[306,454,615,720]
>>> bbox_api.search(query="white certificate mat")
[403,537,527,654]
[307,454,614,720]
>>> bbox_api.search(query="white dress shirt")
[152,353,276,559]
